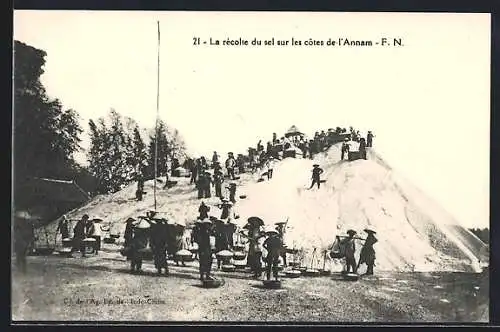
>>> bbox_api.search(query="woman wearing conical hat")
[263,226,283,281]
[193,218,216,281]
[358,228,378,275]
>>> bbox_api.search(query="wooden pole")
[154,20,160,211]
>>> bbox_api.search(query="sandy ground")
[12,249,488,323]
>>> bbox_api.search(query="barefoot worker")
[358,228,378,275]
[309,164,324,189]
[263,225,283,281]
[146,216,169,275]
[72,214,89,257]
[344,229,358,274]
[192,218,216,281]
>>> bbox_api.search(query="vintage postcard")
[12,10,490,323]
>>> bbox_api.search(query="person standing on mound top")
[359,138,367,160]
[358,229,378,275]
[344,229,358,274]
[309,164,324,189]
[341,138,350,161]
[366,131,375,147]
[265,157,275,180]
[212,151,219,167]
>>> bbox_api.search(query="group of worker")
[191,214,287,282]
[122,211,189,274]
[331,228,378,276]
[65,214,102,257]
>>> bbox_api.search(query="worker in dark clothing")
[14,211,35,273]
[200,156,208,170]
[237,154,245,174]
[56,215,70,239]
[257,140,264,152]
[367,131,374,147]
[197,172,212,199]
[309,164,324,189]
[190,159,200,184]
[198,201,210,220]
[192,218,216,281]
[243,222,264,278]
[85,219,101,254]
[308,140,315,159]
[358,229,378,275]
[266,142,273,155]
[344,229,357,274]
[341,139,350,161]
[123,217,136,247]
[225,221,237,250]
[227,183,237,203]
[171,158,180,177]
[128,218,150,273]
[263,227,283,281]
[359,138,367,160]
[212,151,219,168]
[146,217,169,275]
[275,222,288,267]
[213,219,229,268]
[213,169,224,198]
[166,221,187,266]
[136,173,145,201]
[225,153,237,180]
[218,199,233,220]
[72,214,89,257]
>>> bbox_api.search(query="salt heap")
[45,143,488,273]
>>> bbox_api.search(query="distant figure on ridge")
[366,131,374,147]
[341,138,350,161]
[212,151,219,168]
[265,157,275,180]
[309,164,324,189]
[359,138,367,160]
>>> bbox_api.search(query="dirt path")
[11,253,488,322]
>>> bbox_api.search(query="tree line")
[14,40,187,205]
[87,110,187,195]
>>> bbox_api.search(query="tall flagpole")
[154,21,160,211]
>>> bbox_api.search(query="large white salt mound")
[40,143,488,273]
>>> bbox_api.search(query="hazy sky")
[13,11,490,228]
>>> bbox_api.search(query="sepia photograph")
[12,11,490,323]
